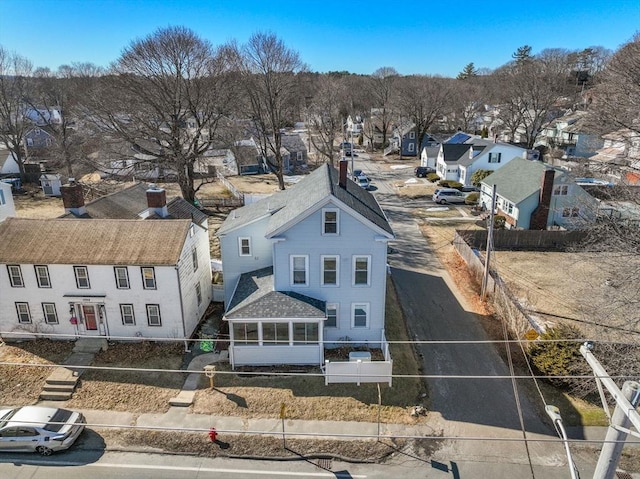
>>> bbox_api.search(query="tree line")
[0,27,638,202]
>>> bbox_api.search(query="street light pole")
[546,405,579,479]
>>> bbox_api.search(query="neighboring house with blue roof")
[479,157,598,230]
[217,161,394,368]
[435,133,529,186]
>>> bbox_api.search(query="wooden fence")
[457,229,587,251]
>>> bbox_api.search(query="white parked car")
[0,406,85,455]
[432,188,467,204]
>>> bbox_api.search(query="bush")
[427,173,439,182]
[447,181,463,189]
[465,192,479,204]
[528,325,585,391]
[493,215,506,229]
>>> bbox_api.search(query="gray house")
[217,161,394,368]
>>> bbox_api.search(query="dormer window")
[322,209,339,235]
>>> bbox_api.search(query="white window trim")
[42,303,58,324]
[326,303,338,328]
[238,237,252,256]
[34,265,51,288]
[408,142,415,152]
[290,255,309,287]
[114,266,130,289]
[120,304,135,325]
[352,255,371,286]
[141,267,156,290]
[7,265,23,287]
[146,304,161,326]
[74,266,90,289]
[351,302,370,328]
[322,208,339,235]
[321,255,340,287]
[16,302,31,324]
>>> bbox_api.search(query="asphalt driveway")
[377,193,547,434]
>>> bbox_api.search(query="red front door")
[82,305,98,331]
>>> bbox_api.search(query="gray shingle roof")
[225,267,326,319]
[59,183,208,224]
[481,158,564,204]
[217,163,393,237]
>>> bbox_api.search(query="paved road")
[367,162,560,473]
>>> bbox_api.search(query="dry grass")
[192,281,426,424]
[0,340,75,406]
[100,428,406,460]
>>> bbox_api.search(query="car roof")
[436,188,460,193]
[3,406,61,428]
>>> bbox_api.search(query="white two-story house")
[435,132,529,186]
[217,162,394,368]
[0,183,212,342]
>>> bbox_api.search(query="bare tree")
[394,75,454,149]
[586,33,640,136]
[368,67,398,149]
[306,75,347,166]
[86,26,232,203]
[229,32,307,190]
[0,47,34,181]
[492,48,570,147]
[27,63,104,177]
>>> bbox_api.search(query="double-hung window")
[7,265,23,287]
[195,282,202,305]
[42,303,58,324]
[34,265,51,288]
[146,304,161,326]
[353,256,371,286]
[114,267,130,289]
[321,255,339,286]
[291,255,308,286]
[141,267,156,289]
[120,304,135,325]
[352,303,369,328]
[16,302,31,324]
[326,303,338,328]
[322,209,338,235]
[238,237,251,256]
[74,266,90,289]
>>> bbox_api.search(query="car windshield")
[0,409,18,426]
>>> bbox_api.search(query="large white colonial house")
[217,162,395,368]
[0,183,212,341]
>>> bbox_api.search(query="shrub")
[465,192,479,204]
[493,215,506,229]
[438,180,450,187]
[528,325,588,394]
[427,173,439,182]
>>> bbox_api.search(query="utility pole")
[580,343,640,479]
[481,185,497,299]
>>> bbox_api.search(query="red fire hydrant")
[208,427,217,442]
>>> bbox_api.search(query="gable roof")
[58,183,208,224]
[225,266,325,319]
[0,217,191,265]
[217,163,393,237]
[481,158,565,204]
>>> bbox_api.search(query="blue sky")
[1,0,638,77]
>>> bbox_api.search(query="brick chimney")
[339,160,348,189]
[529,168,555,230]
[146,184,169,218]
[60,179,86,216]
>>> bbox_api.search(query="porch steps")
[38,338,106,401]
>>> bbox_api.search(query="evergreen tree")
[456,62,478,80]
